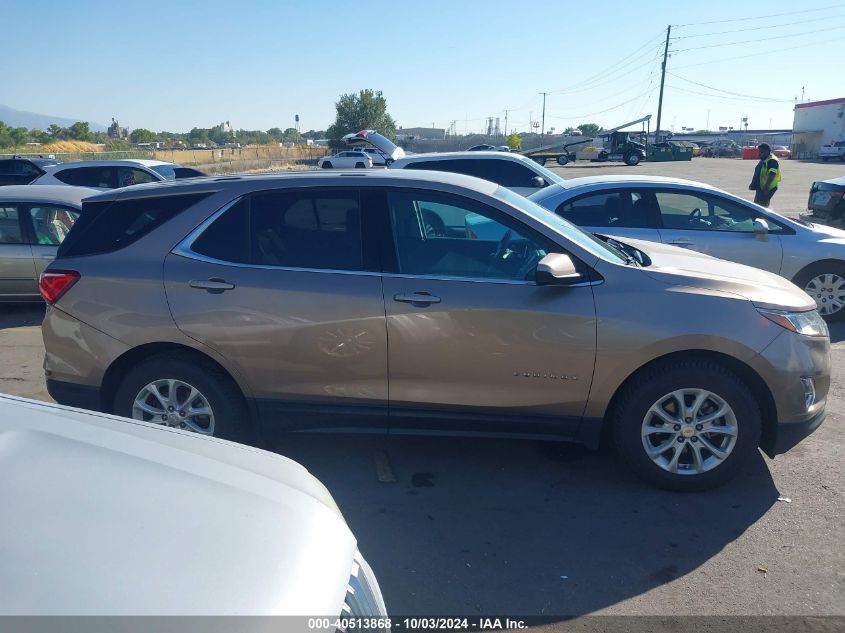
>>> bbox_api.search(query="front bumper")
[764,408,826,457]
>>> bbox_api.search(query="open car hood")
[342,130,405,161]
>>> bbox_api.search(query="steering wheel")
[493,230,513,260]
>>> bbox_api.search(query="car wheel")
[612,358,761,491]
[556,154,569,166]
[114,352,250,443]
[533,157,546,166]
[625,153,641,166]
[794,262,845,321]
[355,162,365,168]
[598,151,608,162]
[321,161,333,169]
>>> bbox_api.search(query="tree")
[266,127,283,139]
[505,132,521,151]
[326,89,396,148]
[9,127,28,149]
[67,121,93,142]
[563,126,576,134]
[47,124,67,140]
[129,128,156,144]
[577,123,602,137]
[281,127,301,143]
[29,128,50,144]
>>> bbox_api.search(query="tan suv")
[40,171,830,491]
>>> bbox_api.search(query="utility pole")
[539,92,549,137]
[654,25,671,145]
[801,85,805,102]
[504,110,510,137]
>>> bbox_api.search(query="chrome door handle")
[189,278,235,292]
[394,292,441,305]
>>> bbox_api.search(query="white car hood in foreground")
[0,396,356,615]
[615,236,817,312]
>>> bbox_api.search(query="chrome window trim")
[382,272,602,287]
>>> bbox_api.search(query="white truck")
[819,141,845,162]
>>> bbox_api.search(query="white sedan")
[318,151,373,169]
[31,159,206,189]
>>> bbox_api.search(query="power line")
[670,14,837,39]
[667,84,791,104]
[671,38,832,69]
[672,23,845,53]
[673,4,841,27]
[666,72,795,102]
[547,87,659,121]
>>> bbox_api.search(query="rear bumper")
[46,379,102,413]
[763,408,826,458]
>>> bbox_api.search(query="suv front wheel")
[612,359,761,491]
[113,351,250,443]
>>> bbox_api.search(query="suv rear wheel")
[612,359,761,491]
[114,352,250,442]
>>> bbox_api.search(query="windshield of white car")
[150,165,176,180]
[494,186,627,264]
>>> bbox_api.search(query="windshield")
[149,164,176,180]
[494,186,627,264]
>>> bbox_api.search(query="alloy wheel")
[132,379,215,435]
[804,273,845,316]
[641,388,738,475]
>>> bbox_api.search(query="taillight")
[39,270,80,304]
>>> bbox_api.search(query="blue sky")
[1,0,842,134]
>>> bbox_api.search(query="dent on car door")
[163,188,389,431]
[0,205,37,298]
[380,188,597,436]
[555,189,662,243]
[653,190,783,273]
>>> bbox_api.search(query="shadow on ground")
[828,321,845,344]
[0,304,44,329]
[271,433,777,617]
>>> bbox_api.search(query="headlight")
[758,308,829,338]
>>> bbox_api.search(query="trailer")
[521,115,652,166]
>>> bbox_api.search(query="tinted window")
[116,167,158,187]
[58,193,210,258]
[407,158,541,188]
[0,160,14,175]
[251,190,363,270]
[387,190,548,281]
[54,167,116,188]
[29,206,79,245]
[556,190,651,228]
[192,190,364,271]
[191,198,250,264]
[0,206,23,244]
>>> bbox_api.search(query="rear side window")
[58,193,210,258]
[0,206,23,244]
[190,189,364,271]
[54,167,116,188]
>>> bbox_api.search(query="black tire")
[321,161,333,169]
[793,261,845,322]
[625,153,641,166]
[612,358,761,492]
[113,351,251,443]
[533,157,547,166]
[598,151,608,162]
[822,157,829,162]
[355,162,365,168]
[556,154,569,166]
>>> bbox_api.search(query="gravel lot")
[1,159,843,623]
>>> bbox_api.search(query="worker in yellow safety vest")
[748,143,781,207]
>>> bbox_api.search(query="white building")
[792,98,845,159]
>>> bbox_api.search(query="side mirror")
[535,253,582,285]
[753,218,769,241]
[530,176,546,188]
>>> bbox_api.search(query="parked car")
[818,141,845,162]
[467,144,497,151]
[700,139,742,158]
[317,151,373,169]
[40,170,829,491]
[801,176,845,228]
[772,145,791,159]
[0,185,97,301]
[0,394,387,616]
[32,159,206,189]
[687,142,701,157]
[356,147,389,166]
[0,156,62,186]
[530,175,845,321]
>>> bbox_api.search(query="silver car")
[0,185,96,301]
[531,175,845,320]
[31,159,206,189]
[0,394,387,617]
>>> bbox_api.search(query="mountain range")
[0,104,107,132]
